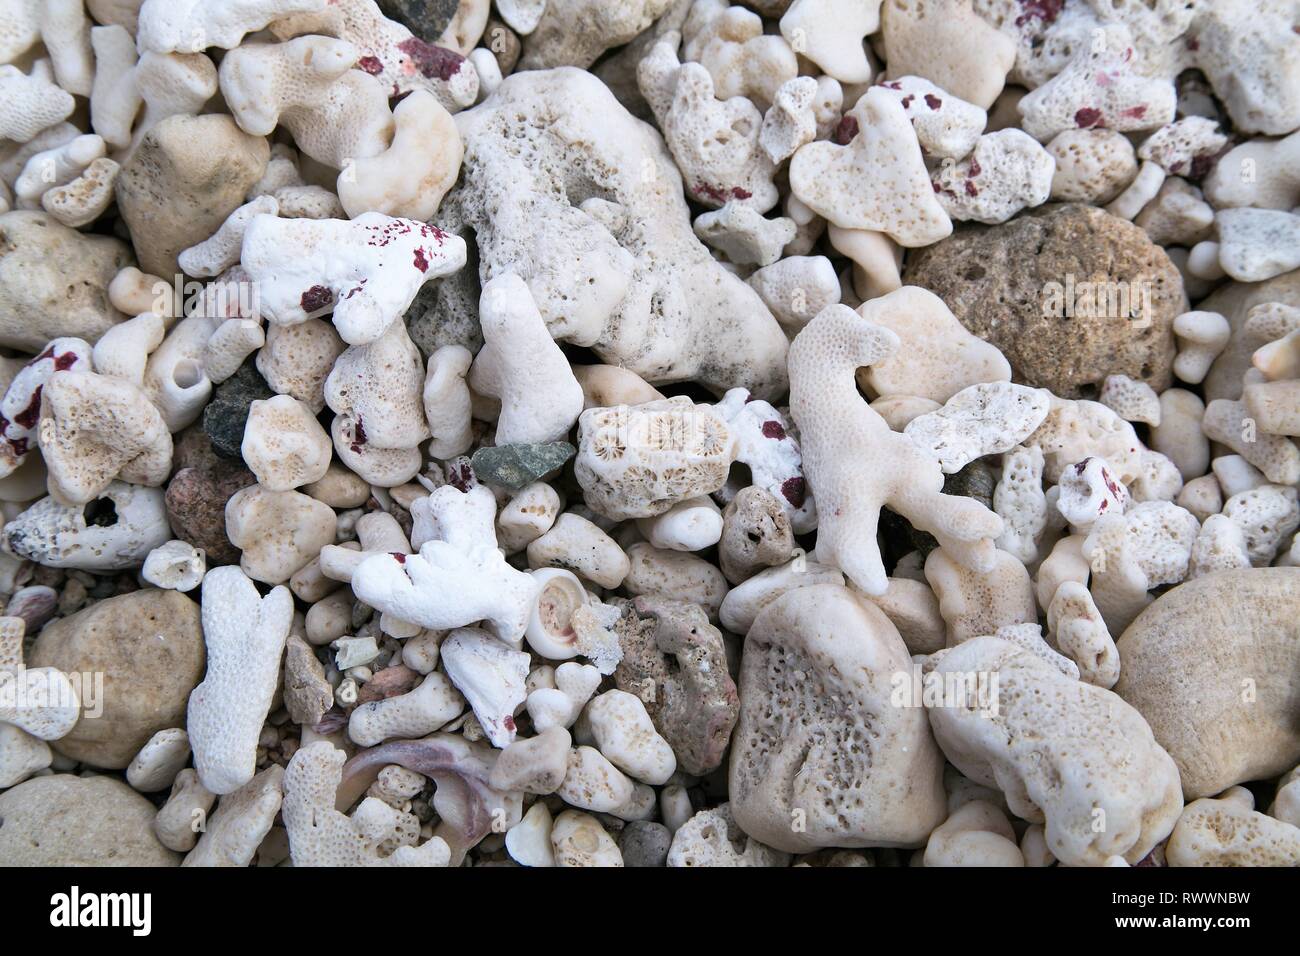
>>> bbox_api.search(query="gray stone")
[376,0,462,41]
[471,442,575,490]
[202,357,274,460]
[165,425,256,564]
[884,460,995,560]
[406,261,482,355]
[618,820,672,867]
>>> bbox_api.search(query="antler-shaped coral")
[787,303,1003,596]
[350,541,537,644]
[283,740,455,867]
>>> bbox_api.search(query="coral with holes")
[3,483,171,572]
[613,596,739,777]
[39,369,174,506]
[574,396,737,521]
[1167,790,1300,866]
[904,204,1184,399]
[666,803,790,867]
[281,741,453,867]
[790,87,952,246]
[927,634,1183,866]
[730,584,946,852]
[0,337,92,478]
[435,67,791,398]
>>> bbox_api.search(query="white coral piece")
[188,566,294,795]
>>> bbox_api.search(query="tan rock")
[29,589,205,769]
[0,774,180,865]
[116,114,269,278]
[1114,567,1300,799]
[904,204,1185,398]
[0,211,132,351]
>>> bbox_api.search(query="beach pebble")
[283,632,334,727]
[0,211,132,352]
[613,596,739,777]
[202,360,276,461]
[718,486,794,583]
[1047,129,1138,205]
[586,689,677,786]
[471,442,574,491]
[730,585,945,852]
[879,0,1015,110]
[551,809,623,867]
[905,204,1184,397]
[489,725,571,794]
[854,287,1010,405]
[618,820,673,868]
[29,589,205,769]
[903,383,1051,474]
[115,114,269,278]
[1115,568,1300,799]
[0,774,180,865]
[923,800,1024,867]
[165,440,257,566]
[125,728,191,793]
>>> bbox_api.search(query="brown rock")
[483,17,520,74]
[613,596,739,776]
[0,211,133,351]
[719,486,793,584]
[903,203,1185,398]
[29,589,205,769]
[165,436,256,564]
[355,664,422,705]
[116,114,269,278]
[0,774,180,865]
[283,633,333,727]
[171,424,223,474]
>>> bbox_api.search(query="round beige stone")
[904,203,1185,399]
[30,589,205,769]
[0,774,180,865]
[1115,567,1300,799]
